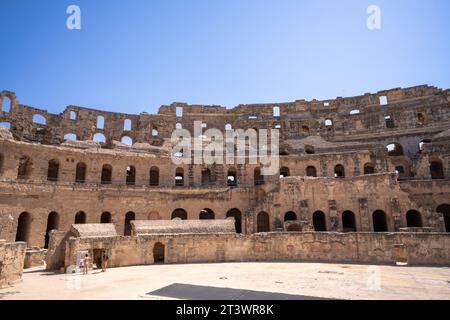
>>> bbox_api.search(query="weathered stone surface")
[131,219,236,235]
[0,240,26,288]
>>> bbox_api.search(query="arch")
[33,114,46,125]
[16,212,31,243]
[199,208,215,220]
[227,167,237,186]
[280,167,290,178]
[126,165,136,185]
[75,211,86,224]
[306,166,317,177]
[226,208,242,233]
[302,126,310,134]
[101,212,112,224]
[152,128,159,136]
[1,96,11,112]
[273,106,280,117]
[176,106,183,117]
[171,208,187,220]
[417,112,427,125]
[93,133,106,143]
[148,211,160,220]
[305,145,315,154]
[437,204,450,232]
[149,167,159,186]
[284,211,297,222]
[124,119,132,131]
[175,167,184,186]
[406,210,422,228]
[44,212,59,248]
[225,124,232,131]
[175,123,182,129]
[430,159,444,179]
[324,119,333,127]
[334,165,345,178]
[350,109,360,115]
[124,212,135,236]
[153,242,165,263]
[313,211,327,231]
[385,115,395,128]
[342,211,356,232]
[63,133,77,141]
[17,155,32,179]
[96,116,104,129]
[121,136,133,146]
[287,223,302,231]
[372,210,388,232]
[0,122,10,130]
[257,212,270,232]
[101,164,112,184]
[364,163,375,175]
[387,143,404,156]
[201,168,212,186]
[254,167,264,186]
[75,162,87,183]
[47,159,59,182]
[69,110,77,120]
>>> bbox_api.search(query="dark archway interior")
[373,210,388,232]
[226,209,242,233]
[313,211,327,231]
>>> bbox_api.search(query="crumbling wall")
[0,239,26,288]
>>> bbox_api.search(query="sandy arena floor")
[1,262,449,300]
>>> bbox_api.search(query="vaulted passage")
[16,212,31,243]
[257,212,270,232]
[306,166,317,177]
[227,167,237,186]
[126,166,136,185]
[153,242,165,264]
[101,212,112,223]
[342,211,356,232]
[313,211,327,231]
[172,208,187,220]
[254,168,264,186]
[201,168,212,186]
[44,212,59,248]
[406,210,422,228]
[226,208,242,233]
[437,204,450,232]
[284,211,297,221]
[101,164,112,184]
[430,160,444,179]
[75,162,87,183]
[280,167,290,178]
[124,212,135,236]
[364,163,375,175]
[373,210,388,232]
[175,168,184,186]
[47,159,59,182]
[149,167,159,186]
[199,208,215,219]
[75,211,86,224]
[17,156,32,179]
[334,165,345,178]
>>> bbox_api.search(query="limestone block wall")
[54,232,450,270]
[0,240,26,288]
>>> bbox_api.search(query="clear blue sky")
[1,0,449,114]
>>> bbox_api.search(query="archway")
[436,204,450,232]
[430,160,444,179]
[373,210,388,232]
[257,212,270,232]
[199,208,215,220]
[226,208,242,233]
[284,211,297,221]
[334,165,345,178]
[44,212,59,248]
[126,166,136,185]
[342,211,356,232]
[101,164,112,184]
[149,167,159,186]
[153,242,165,263]
[17,156,32,179]
[171,208,187,220]
[124,212,135,236]
[313,211,327,231]
[306,166,317,177]
[75,162,86,183]
[175,168,184,186]
[201,168,212,186]
[227,167,237,186]
[364,163,375,175]
[75,211,86,224]
[101,212,112,223]
[406,210,422,228]
[16,212,31,243]
[254,167,264,185]
[280,167,290,178]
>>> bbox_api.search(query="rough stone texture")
[70,224,117,238]
[24,248,46,269]
[131,219,236,235]
[0,239,26,288]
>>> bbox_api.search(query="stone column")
[358,198,370,231]
[328,200,339,231]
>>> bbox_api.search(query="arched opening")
[121,136,133,146]
[149,167,159,186]
[16,212,31,243]
[257,212,270,232]
[101,164,112,184]
[33,114,46,125]
[75,162,86,183]
[17,156,32,179]
[93,133,106,143]
[406,210,422,228]
[1,96,12,113]
[313,211,327,231]
[44,212,59,249]
[385,115,395,128]
[437,204,450,232]
[227,167,237,186]
[430,160,444,180]
[152,127,159,137]
[148,211,160,220]
[75,211,86,224]
[175,167,184,186]
[302,126,310,135]
[171,208,187,220]
[280,167,290,178]
[387,143,404,156]
[325,119,333,128]
[63,133,77,141]
[124,119,132,131]
[372,210,388,232]
[225,124,232,131]
[124,212,135,236]
[287,224,302,231]
[364,163,375,175]
[153,242,165,263]
[226,208,242,233]
[306,166,317,177]
[305,145,315,154]
[101,212,112,223]
[126,166,136,185]
[0,122,10,130]
[342,211,356,232]
[69,110,77,120]
[254,167,264,186]
[96,116,104,129]
[417,112,427,125]
[334,165,345,178]
[199,208,215,220]
[284,211,297,221]
[273,106,280,117]
[47,159,59,182]
[201,168,212,186]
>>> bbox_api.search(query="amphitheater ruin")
[1,84,450,287]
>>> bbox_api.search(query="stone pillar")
[328,200,339,231]
[390,197,402,231]
[359,198,370,231]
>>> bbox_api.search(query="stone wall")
[0,239,26,288]
[24,248,47,269]
[48,232,450,270]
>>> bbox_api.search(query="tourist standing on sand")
[83,253,90,275]
[101,251,109,272]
